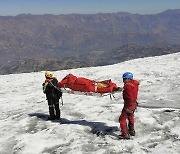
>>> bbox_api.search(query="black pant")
[48,99,60,119]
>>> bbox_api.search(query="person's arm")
[42,81,49,93]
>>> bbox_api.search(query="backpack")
[49,81,63,105]
[55,87,62,99]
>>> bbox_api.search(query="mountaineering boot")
[129,130,135,136]
[55,117,61,120]
[128,123,135,136]
[118,134,130,140]
[47,116,55,120]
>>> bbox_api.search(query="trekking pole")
[110,94,112,100]
[109,93,116,100]
[61,96,63,106]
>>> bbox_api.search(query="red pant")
[119,109,135,135]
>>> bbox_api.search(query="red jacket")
[123,79,139,111]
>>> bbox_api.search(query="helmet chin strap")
[123,78,130,83]
[46,76,51,79]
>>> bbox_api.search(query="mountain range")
[0,9,179,74]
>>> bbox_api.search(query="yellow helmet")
[45,71,53,78]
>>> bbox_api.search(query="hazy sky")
[0,0,179,16]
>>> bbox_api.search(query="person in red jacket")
[118,72,139,139]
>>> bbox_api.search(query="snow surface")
[0,53,180,154]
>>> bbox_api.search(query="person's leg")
[48,99,55,120]
[119,110,130,139]
[54,102,60,119]
[128,113,135,136]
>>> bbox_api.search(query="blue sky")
[0,0,179,16]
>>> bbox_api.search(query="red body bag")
[57,74,118,94]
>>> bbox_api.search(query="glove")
[42,82,48,93]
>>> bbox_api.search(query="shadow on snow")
[28,112,119,138]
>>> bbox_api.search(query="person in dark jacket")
[42,71,61,120]
[118,72,139,139]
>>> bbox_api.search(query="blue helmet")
[122,72,133,80]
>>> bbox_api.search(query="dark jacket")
[43,77,60,102]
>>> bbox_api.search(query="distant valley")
[0,9,179,74]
